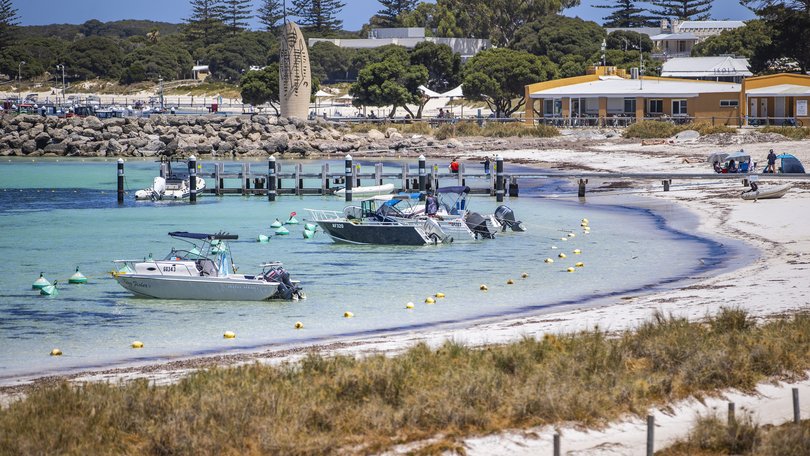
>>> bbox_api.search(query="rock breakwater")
[0,115,435,158]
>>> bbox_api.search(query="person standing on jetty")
[481,156,491,174]
[449,158,459,174]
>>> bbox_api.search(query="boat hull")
[335,183,395,197]
[741,184,791,200]
[315,221,431,245]
[116,274,283,301]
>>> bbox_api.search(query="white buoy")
[69,267,87,284]
[270,219,283,228]
[304,223,317,231]
[425,297,435,304]
[285,212,299,225]
[558,253,567,259]
[275,226,290,235]
[302,229,315,239]
[50,348,62,356]
[258,234,270,243]
[405,302,415,309]
[573,249,581,255]
[32,272,50,290]
[545,258,554,263]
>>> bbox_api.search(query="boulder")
[107,125,124,137]
[34,132,51,149]
[367,129,386,141]
[83,116,104,130]
[447,138,463,149]
[288,139,315,156]
[21,140,37,154]
[223,116,241,129]
[44,143,68,154]
[389,131,404,140]
[105,139,123,156]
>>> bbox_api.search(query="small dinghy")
[741,183,791,201]
[335,183,395,197]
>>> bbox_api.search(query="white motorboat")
[306,196,453,245]
[334,183,395,197]
[113,231,304,301]
[135,158,207,200]
[741,183,791,201]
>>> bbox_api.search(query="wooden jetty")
[116,155,810,204]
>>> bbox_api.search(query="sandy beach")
[2,131,809,454]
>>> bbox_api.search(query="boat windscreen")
[437,186,471,195]
[169,231,239,240]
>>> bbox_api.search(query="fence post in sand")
[553,433,560,456]
[728,402,736,441]
[117,158,125,204]
[646,415,654,456]
[345,154,353,202]
[418,155,426,201]
[794,388,800,424]
[496,154,504,202]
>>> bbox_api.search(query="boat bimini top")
[168,231,238,241]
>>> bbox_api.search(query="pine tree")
[594,0,658,28]
[376,0,419,27]
[291,0,346,34]
[0,0,19,50]
[257,0,284,30]
[649,0,713,21]
[186,0,225,46]
[220,0,252,35]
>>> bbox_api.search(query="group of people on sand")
[714,149,778,174]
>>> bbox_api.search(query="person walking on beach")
[767,149,777,173]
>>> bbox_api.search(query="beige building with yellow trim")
[525,67,742,126]
[742,73,810,126]
[525,67,810,127]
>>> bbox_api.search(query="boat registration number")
[332,223,344,229]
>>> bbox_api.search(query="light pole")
[56,64,66,108]
[17,61,26,103]
[158,76,164,112]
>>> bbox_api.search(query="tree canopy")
[257,0,284,30]
[220,0,253,35]
[0,0,19,50]
[648,0,713,21]
[462,48,559,118]
[512,15,606,67]
[376,0,420,27]
[594,0,658,28]
[185,0,225,46]
[742,0,810,73]
[240,63,281,114]
[350,58,428,118]
[291,0,346,34]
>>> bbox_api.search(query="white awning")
[746,84,810,97]
[530,78,740,99]
[314,90,333,98]
[419,85,442,98]
[439,85,464,98]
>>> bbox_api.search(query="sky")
[16,0,755,31]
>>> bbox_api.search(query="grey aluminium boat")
[113,231,304,301]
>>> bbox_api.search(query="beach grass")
[2,308,810,455]
[348,122,433,135]
[660,413,810,455]
[434,121,559,140]
[760,126,810,140]
[624,120,737,139]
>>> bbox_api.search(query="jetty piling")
[495,154,504,202]
[188,155,197,203]
[418,155,426,201]
[344,154,353,202]
[268,156,276,201]
[116,158,124,204]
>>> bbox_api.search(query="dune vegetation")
[2,308,809,455]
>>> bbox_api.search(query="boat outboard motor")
[465,212,496,239]
[422,218,453,244]
[494,205,526,232]
[273,268,302,300]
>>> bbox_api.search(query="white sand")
[2,134,810,453]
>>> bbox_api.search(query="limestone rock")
[83,116,104,130]
[367,129,386,141]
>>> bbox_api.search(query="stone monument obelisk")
[279,21,311,119]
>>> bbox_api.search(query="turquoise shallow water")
[0,158,729,381]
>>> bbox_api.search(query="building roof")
[192,65,209,72]
[746,84,810,96]
[604,27,661,37]
[661,56,752,78]
[651,32,698,41]
[678,21,745,30]
[529,76,740,99]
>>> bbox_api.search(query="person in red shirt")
[450,158,459,174]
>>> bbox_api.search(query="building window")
[624,98,636,114]
[648,99,663,114]
[543,99,561,116]
[672,99,688,116]
[679,41,686,53]
[720,100,739,108]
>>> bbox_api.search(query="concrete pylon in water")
[279,21,311,119]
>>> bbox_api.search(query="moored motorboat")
[135,158,206,200]
[306,196,453,245]
[113,231,304,301]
